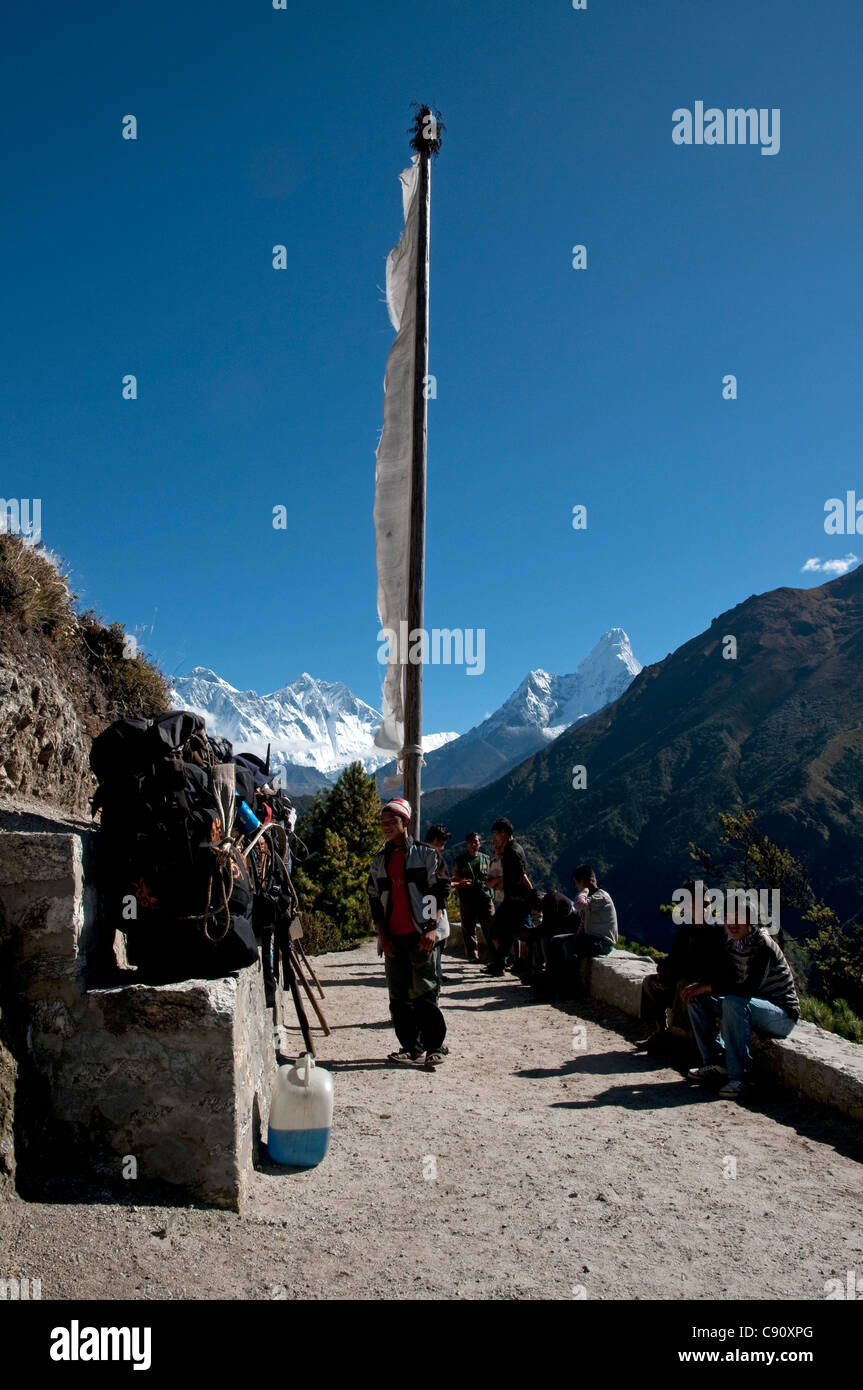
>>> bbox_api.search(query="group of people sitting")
[638,880,799,1098]
[366,799,799,1097]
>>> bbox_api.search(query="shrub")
[298,910,363,956]
[0,535,77,639]
[76,612,170,718]
[617,934,665,963]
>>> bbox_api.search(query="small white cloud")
[801,553,859,576]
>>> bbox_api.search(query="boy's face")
[381,811,408,843]
[725,917,753,941]
[466,834,481,854]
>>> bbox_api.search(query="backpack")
[90,711,260,982]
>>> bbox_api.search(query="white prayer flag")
[373,156,422,760]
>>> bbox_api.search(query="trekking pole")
[295,938,325,999]
[282,948,316,1057]
[288,942,331,1036]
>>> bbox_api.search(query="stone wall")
[0,652,97,819]
[0,829,280,1210]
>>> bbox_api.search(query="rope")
[174,847,233,941]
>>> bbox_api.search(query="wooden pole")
[403,124,432,841]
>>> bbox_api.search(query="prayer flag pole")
[373,106,443,835]
[402,106,439,838]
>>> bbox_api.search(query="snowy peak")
[408,629,643,791]
[169,668,457,788]
[484,630,643,738]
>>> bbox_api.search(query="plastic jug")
[267,1053,333,1167]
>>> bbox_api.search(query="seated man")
[638,882,720,1053]
[681,908,799,1099]
[525,890,575,987]
[547,868,618,997]
[571,866,618,959]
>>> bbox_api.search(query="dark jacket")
[500,840,530,903]
[537,891,576,938]
[367,835,450,935]
[658,924,724,988]
[700,927,800,1020]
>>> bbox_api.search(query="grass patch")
[799,993,863,1044]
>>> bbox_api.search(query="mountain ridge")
[443,566,863,944]
[381,628,642,791]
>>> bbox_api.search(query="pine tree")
[293,762,383,944]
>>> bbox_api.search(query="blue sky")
[3,0,861,734]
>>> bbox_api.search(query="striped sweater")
[708,928,800,1020]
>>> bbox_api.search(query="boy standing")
[367,798,450,1069]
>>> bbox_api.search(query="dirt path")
[2,941,861,1301]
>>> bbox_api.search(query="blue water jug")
[268,1054,333,1167]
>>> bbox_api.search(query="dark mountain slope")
[446,567,863,944]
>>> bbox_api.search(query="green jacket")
[454,851,494,903]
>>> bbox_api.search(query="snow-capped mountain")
[379,629,643,792]
[487,629,642,741]
[169,668,457,793]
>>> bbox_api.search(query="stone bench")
[0,830,279,1210]
[584,949,863,1124]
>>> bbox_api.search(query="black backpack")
[90,711,260,982]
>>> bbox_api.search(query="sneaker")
[424,1052,447,1069]
[387,1048,424,1066]
[686,1063,728,1083]
[719,1079,752,1099]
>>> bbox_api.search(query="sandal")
[387,1048,424,1066]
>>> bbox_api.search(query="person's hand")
[418,928,437,952]
[680,982,711,1006]
[379,934,396,959]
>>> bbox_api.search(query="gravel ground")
[2,940,862,1301]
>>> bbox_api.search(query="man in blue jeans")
[682,910,799,1098]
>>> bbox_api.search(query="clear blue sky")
[3,0,861,734]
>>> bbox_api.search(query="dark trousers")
[548,932,612,997]
[385,935,446,1053]
[459,896,495,958]
[491,899,531,967]
[641,973,674,1025]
